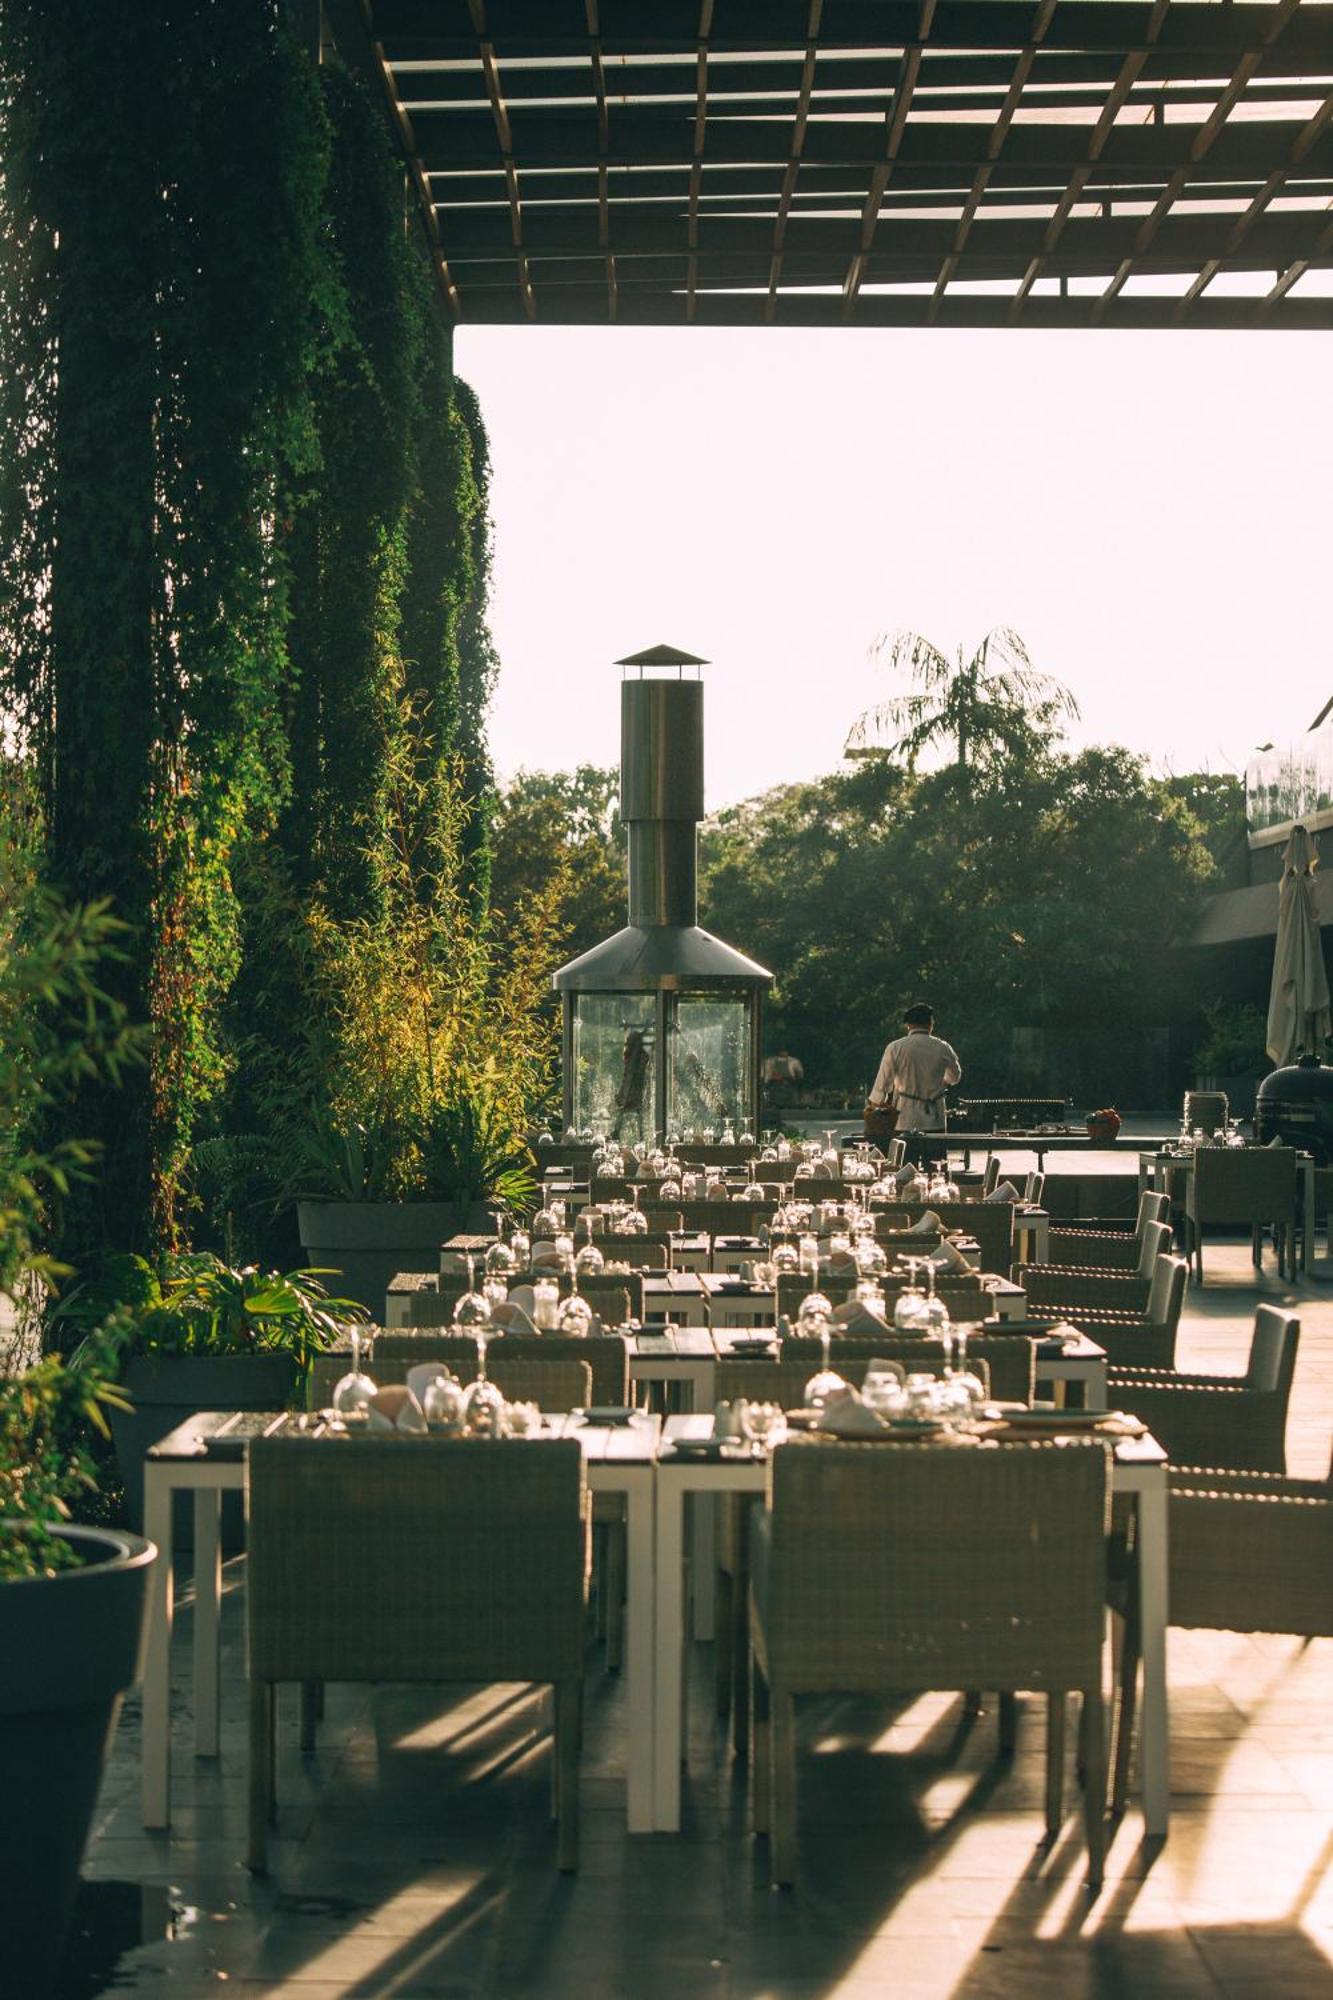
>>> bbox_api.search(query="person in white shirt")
[868,1004,962,1164]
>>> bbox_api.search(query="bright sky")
[455,326,1332,813]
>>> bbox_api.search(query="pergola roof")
[351,0,1333,328]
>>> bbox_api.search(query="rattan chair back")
[1136,1219,1173,1280]
[1188,1145,1297,1227]
[1144,1253,1188,1334]
[248,1435,588,1685]
[1247,1304,1300,1395]
[762,1437,1109,1691]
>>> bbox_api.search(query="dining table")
[1139,1145,1317,1273]
[652,1412,1171,1840]
[139,1409,662,1835]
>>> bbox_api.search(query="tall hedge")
[0,7,499,1265]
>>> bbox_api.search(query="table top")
[626,1326,1106,1363]
[147,1408,663,1466]
[660,1411,1164,1470]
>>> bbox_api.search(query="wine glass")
[893,1258,932,1333]
[921,1262,951,1341]
[575,1241,605,1277]
[798,1232,820,1278]
[330,1325,377,1415]
[453,1257,491,1331]
[949,1323,988,1414]
[509,1226,531,1269]
[463,1327,508,1434]
[485,1240,516,1279]
[803,1322,845,1409]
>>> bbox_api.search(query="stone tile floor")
[60,1240,1333,1999]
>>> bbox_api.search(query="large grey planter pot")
[109,1352,300,1541]
[0,1524,156,1997]
[297,1199,494,1319]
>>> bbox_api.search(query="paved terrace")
[61,1240,1333,2000]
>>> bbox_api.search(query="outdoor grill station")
[552,645,771,1145]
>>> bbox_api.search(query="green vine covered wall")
[0,3,503,1268]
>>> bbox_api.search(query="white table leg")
[622,1469,656,1834]
[142,1466,175,1828]
[653,1479,686,1831]
[1136,1469,1170,1839]
[1083,1363,1108,1414]
[193,1487,223,1758]
[691,1494,716,1641]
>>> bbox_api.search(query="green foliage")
[489,766,624,971]
[0,774,145,1581]
[844,628,1079,779]
[1193,1000,1270,1079]
[53,1252,366,1377]
[0,1330,127,1581]
[700,740,1220,1106]
[0,770,145,1300]
[0,2,334,1257]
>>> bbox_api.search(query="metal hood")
[553,923,771,993]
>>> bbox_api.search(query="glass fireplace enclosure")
[565,984,761,1144]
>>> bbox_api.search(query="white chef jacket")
[869,1030,962,1131]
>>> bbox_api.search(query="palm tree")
[843,628,1079,778]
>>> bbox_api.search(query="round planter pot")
[297,1199,495,1319]
[110,1352,300,1543]
[0,1524,156,1997]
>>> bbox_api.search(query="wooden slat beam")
[468,0,534,319]
[371,1,1333,66]
[325,0,460,318]
[1095,0,1303,317]
[1174,86,1333,322]
[686,3,713,323]
[842,0,936,320]
[929,0,1055,321]
[584,1,616,321]
[766,2,822,321]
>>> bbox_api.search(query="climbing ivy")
[0,10,504,1267]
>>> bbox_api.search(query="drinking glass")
[921,1263,951,1340]
[949,1323,988,1413]
[330,1325,377,1414]
[575,1241,605,1276]
[453,1258,492,1330]
[893,1258,932,1333]
[463,1330,508,1434]
[798,1232,820,1278]
[803,1324,845,1409]
[485,1240,516,1278]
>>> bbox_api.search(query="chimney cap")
[615,642,710,670]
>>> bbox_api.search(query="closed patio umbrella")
[1266,824,1331,1067]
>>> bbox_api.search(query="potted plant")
[53,1251,367,1534]
[1085,1105,1122,1143]
[0,813,156,1995]
[0,1333,156,1996]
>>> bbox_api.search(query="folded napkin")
[825,1248,859,1274]
[816,1385,887,1436]
[367,1384,427,1434]
[983,1181,1021,1204]
[507,1283,537,1320]
[893,1164,918,1188]
[925,1239,975,1274]
[490,1299,538,1334]
[811,1160,836,1180]
[831,1303,892,1335]
[903,1209,942,1237]
[529,1241,562,1269]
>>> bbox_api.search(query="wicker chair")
[749,1437,1111,1888]
[776,1274,992,1324]
[1108,1305,1300,1475]
[1111,1440,1332,1817]
[1024,1171,1045,1206]
[246,1436,589,1872]
[982,1158,1001,1196]
[1184,1146,1298,1284]
[594,1233,671,1269]
[1050,1253,1188,1372]
[1045,1191,1170,1271]
[874,1202,1015,1276]
[1016,1220,1173,1316]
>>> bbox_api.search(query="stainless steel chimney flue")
[622,677,702,927]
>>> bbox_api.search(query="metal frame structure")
[332,1,1333,329]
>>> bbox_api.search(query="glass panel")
[668,993,753,1139]
[571,992,657,1142]
[1247,729,1333,838]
